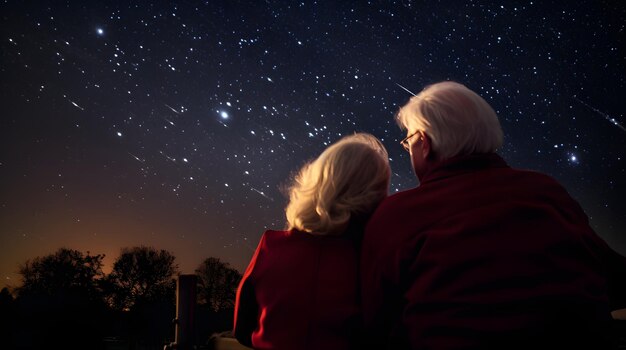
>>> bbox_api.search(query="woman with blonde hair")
[234,133,390,350]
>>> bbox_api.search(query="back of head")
[396,81,503,160]
[285,133,391,235]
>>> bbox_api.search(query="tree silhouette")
[17,248,104,298]
[14,248,107,349]
[105,246,178,311]
[195,257,242,312]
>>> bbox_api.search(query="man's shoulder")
[363,189,432,262]
[376,188,421,214]
[507,166,559,181]
[366,188,426,235]
[504,167,570,195]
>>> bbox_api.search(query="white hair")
[396,81,503,160]
[285,133,391,236]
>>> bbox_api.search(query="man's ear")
[421,131,432,159]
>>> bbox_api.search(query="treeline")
[0,247,242,349]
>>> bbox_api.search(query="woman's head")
[285,133,391,235]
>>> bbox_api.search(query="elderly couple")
[232,82,626,349]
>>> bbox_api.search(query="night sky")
[1,1,625,285]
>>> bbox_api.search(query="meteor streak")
[164,104,181,114]
[159,150,176,162]
[128,152,145,163]
[395,83,417,96]
[70,100,84,110]
[250,187,274,201]
[573,96,626,133]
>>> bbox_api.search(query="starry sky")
[1,1,625,285]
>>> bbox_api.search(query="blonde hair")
[285,133,391,235]
[396,81,503,160]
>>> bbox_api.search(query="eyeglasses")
[400,131,422,151]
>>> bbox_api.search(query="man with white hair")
[361,81,626,349]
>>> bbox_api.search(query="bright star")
[96,28,104,35]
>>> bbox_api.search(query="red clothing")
[234,229,363,350]
[361,153,626,349]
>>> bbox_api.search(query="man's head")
[396,81,504,179]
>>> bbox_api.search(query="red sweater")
[234,229,363,350]
[361,153,626,349]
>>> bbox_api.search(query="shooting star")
[159,150,176,162]
[70,100,85,110]
[573,96,626,132]
[164,104,181,114]
[128,152,145,163]
[250,187,274,201]
[395,83,417,96]
[163,117,175,126]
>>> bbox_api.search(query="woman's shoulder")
[262,228,346,247]
[258,229,303,247]
[258,229,286,246]
[262,229,302,240]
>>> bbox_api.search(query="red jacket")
[361,153,626,349]
[234,229,363,350]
